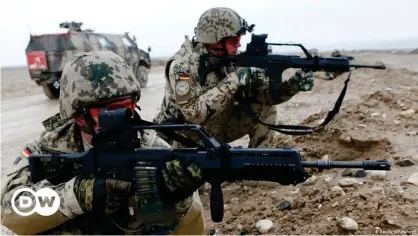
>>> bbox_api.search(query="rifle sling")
[236,71,352,135]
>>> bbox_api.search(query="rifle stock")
[28,108,391,222]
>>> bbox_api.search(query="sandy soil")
[200,52,418,235]
[1,52,417,235]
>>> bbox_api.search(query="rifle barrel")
[301,160,391,170]
[349,63,386,69]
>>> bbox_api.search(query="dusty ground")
[1,52,418,235]
[199,52,418,235]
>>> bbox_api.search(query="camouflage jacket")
[154,37,309,125]
[0,112,193,235]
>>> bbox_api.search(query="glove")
[235,67,253,86]
[289,69,315,91]
[73,177,132,214]
[236,67,269,87]
[161,159,205,200]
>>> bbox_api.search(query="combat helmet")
[195,7,254,44]
[59,51,141,119]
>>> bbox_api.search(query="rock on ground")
[2,53,418,235]
[201,57,418,234]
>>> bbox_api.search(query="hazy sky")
[1,0,417,67]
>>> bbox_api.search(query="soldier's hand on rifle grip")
[289,70,315,91]
[73,177,132,214]
[161,159,205,199]
[235,67,253,86]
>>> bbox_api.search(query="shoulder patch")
[21,147,33,158]
[174,72,194,104]
[169,60,197,104]
[176,80,190,96]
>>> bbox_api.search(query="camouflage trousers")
[170,191,205,235]
[173,101,279,148]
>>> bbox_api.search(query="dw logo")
[11,188,60,216]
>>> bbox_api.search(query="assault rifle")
[199,33,385,90]
[341,55,355,61]
[28,108,391,222]
[199,33,386,135]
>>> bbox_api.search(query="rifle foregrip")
[210,184,224,222]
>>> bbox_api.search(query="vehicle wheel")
[136,65,149,88]
[42,82,60,99]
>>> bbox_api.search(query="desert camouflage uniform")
[154,8,314,148]
[1,51,204,235]
[154,45,312,147]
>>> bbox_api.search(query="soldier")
[153,7,315,148]
[1,51,205,235]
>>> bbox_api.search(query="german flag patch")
[21,147,33,158]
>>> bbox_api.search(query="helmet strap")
[221,39,229,56]
[203,39,230,56]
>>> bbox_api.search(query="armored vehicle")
[25,21,152,99]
